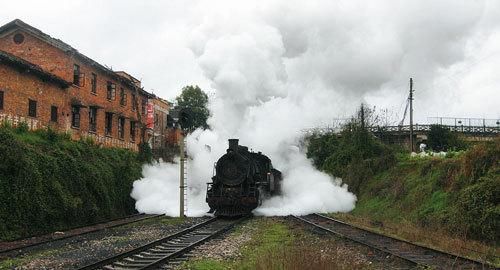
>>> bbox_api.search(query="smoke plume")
[130,0,499,216]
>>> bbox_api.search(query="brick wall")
[151,98,170,149]
[0,29,148,151]
[0,63,69,130]
[0,30,72,81]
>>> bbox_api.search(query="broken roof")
[0,50,71,88]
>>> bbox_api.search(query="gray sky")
[1,0,499,124]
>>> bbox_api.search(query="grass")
[183,218,377,270]
[184,218,294,270]
[327,142,500,266]
[329,213,500,267]
[0,248,61,269]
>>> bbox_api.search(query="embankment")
[0,126,143,241]
[354,143,499,243]
[307,129,499,244]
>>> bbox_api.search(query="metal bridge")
[302,124,499,138]
[368,124,499,135]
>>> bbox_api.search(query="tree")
[175,85,209,131]
[306,103,396,194]
[427,124,465,152]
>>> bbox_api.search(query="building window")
[107,82,116,100]
[50,106,58,122]
[130,121,136,142]
[142,99,147,115]
[73,64,80,86]
[120,88,127,106]
[91,73,97,94]
[105,112,113,136]
[71,106,80,128]
[89,107,97,132]
[0,91,3,110]
[28,99,37,117]
[118,117,125,139]
[13,33,25,44]
[132,93,137,111]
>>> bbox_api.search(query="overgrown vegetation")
[183,218,372,270]
[307,114,395,194]
[427,124,466,151]
[307,117,499,244]
[0,125,143,240]
[306,104,499,244]
[183,218,294,270]
[353,141,499,243]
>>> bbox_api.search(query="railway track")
[293,213,496,270]
[78,216,247,270]
[0,214,163,257]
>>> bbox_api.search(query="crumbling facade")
[0,19,160,151]
[0,50,70,130]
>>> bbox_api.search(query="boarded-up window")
[28,99,37,117]
[107,82,116,100]
[118,117,125,139]
[132,94,137,111]
[89,107,97,132]
[120,88,127,106]
[73,64,80,85]
[105,112,113,136]
[50,106,58,122]
[71,106,80,128]
[130,121,136,142]
[91,73,97,94]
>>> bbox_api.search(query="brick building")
[150,97,171,150]
[0,19,157,151]
[0,50,70,130]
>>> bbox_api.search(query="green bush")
[307,122,395,193]
[306,133,339,169]
[0,126,143,240]
[352,142,499,243]
[427,124,466,151]
[15,122,29,133]
[450,174,499,241]
[307,122,499,243]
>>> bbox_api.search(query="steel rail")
[0,214,163,256]
[293,213,496,270]
[78,216,247,270]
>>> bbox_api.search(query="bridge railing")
[368,125,499,134]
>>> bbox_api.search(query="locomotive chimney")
[228,139,239,152]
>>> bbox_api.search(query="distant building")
[0,19,162,151]
[150,97,171,150]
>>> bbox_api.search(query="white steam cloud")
[131,0,499,217]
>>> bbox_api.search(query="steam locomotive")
[206,139,282,216]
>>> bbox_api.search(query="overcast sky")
[1,0,499,124]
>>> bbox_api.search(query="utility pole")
[409,78,414,152]
[179,128,185,218]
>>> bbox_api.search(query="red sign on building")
[146,102,154,129]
